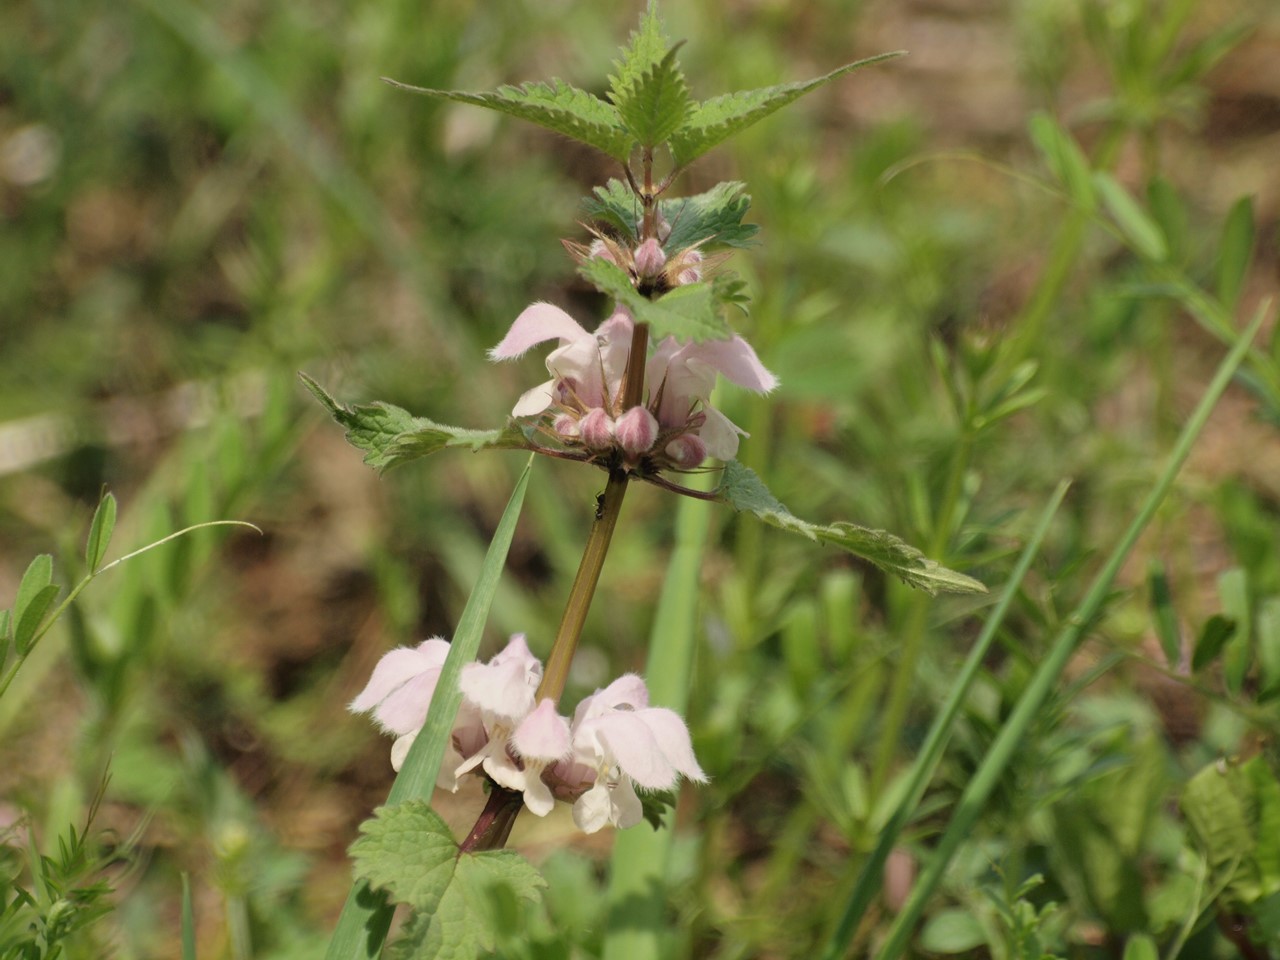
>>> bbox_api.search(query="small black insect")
[594,492,606,520]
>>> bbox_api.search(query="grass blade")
[820,480,1070,960]
[182,873,197,960]
[324,456,534,960]
[871,304,1267,960]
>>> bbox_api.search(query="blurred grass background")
[2,0,1279,957]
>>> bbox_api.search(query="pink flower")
[351,639,707,831]
[646,334,777,461]
[567,674,706,833]
[489,303,632,418]
[491,301,777,468]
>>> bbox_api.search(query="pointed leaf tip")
[714,461,985,595]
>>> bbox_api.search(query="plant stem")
[537,468,630,702]
[537,322,650,704]
[458,784,526,853]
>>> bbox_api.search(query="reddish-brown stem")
[458,783,525,854]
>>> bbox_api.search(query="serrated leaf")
[14,584,59,655]
[661,181,758,251]
[608,5,670,104]
[668,52,903,168]
[583,179,759,251]
[1192,613,1236,672]
[1215,195,1254,312]
[1028,112,1095,211]
[1182,761,1254,892]
[714,461,985,595]
[577,258,731,342]
[1094,172,1167,261]
[300,373,528,472]
[384,78,632,162]
[84,493,118,574]
[612,45,691,148]
[353,802,545,960]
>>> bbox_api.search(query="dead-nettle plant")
[307,8,984,958]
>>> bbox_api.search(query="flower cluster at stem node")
[350,634,706,833]
[491,301,776,471]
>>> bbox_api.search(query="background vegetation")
[2,0,1279,956]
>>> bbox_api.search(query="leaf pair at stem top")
[385,5,902,184]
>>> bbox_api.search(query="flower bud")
[633,238,666,278]
[664,433,707,467]
[614,406,659,455]
[553,413,580,439]
[588,238,618,266]
[672,248,704,285]
[579,408,614,449]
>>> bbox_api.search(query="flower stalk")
[458,784,525,854]
[536,319,651,705]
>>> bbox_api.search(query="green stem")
[536,467,630,703]
[0,520,260,702]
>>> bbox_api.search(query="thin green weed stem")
[869,431,972,795]
[823,480,1070,959]
[870,303,1267,960]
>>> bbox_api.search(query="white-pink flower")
[491,301,777,468]
[351,639,705,831]
[567,673,706,833]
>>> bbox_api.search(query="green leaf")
[578,258,731,342]
[582,179,644,241]
[608,4,670,103]
[714,461,985,596]
[0,608,9,643]
[612,45,692,149]
[1247,758,1280,893]
[14,584,59,656]
[352,802,545,960]
[1258,598,1280,697]
[668,52,903,168]
[384,78,632,162]
[84,493,118,574]
[1147,177,1188,263]
[1122,934,1159,960]
[1218,567,1251,696]
[1182,761,1253,879]
[1192,613,1236,672]
[661,181,759,252]
[300,373,528,472]
[583,179,759,251]
[1147,562,1181,667]
[13,555,57,655]
[1215,195,1254,312]
[1028,112,1095,211]
[918,909,987,953]
[1094,171,1167,261]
